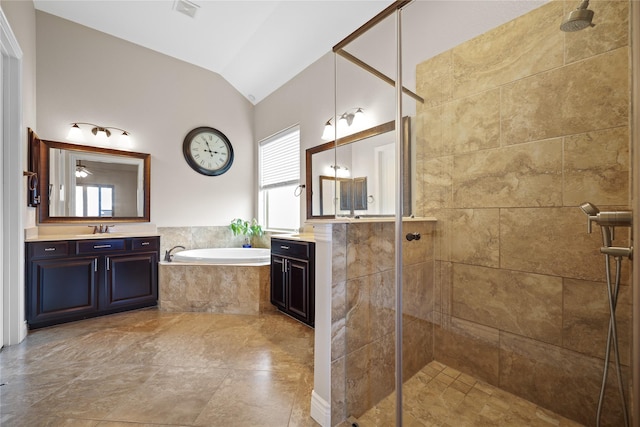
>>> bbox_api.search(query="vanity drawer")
[131,237,159,251]
[271,239,310,260]
[76,239,125,254]
[30,241,69,258]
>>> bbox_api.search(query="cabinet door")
[287,259,310,323]
[28,257,98,327]
[270,255,286,309]
[103,252,157,310]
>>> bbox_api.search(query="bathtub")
[159,247,274,315]
[172,247,270,265]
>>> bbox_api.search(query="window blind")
[260,127,300,189]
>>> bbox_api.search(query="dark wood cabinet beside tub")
[25,236,159,329]
[270,237,315,327]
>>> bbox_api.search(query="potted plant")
[229,218,264,248]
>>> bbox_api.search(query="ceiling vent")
[174,0,199,18]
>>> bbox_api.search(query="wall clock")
[182,126,234,176]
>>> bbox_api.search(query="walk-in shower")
[580,202,632,427]
[325,1,635,426]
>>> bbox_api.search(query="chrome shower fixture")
[579,202,632,234]
[560,0,595,32]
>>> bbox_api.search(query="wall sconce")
[67,122,132,146]
[321,108,365,141]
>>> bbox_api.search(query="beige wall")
[415,1,631,425]
[34,11,255,227]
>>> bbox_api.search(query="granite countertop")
[270,233,316,243]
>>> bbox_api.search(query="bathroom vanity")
[270,237,315,327]
[25,235,159,329]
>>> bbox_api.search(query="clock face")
[182,127,234,176]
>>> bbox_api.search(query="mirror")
[306,117,410,219]
[35,136,150,223]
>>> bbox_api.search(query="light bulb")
[321,120,334,141]
[67,124,84,142]
[118,131,131,147]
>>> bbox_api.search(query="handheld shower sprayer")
[579,202,632,248]
[579,202,632,427]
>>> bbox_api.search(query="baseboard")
[310,389,331,427]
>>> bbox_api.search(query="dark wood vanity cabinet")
[270,238,315,327]
[26,236,159,329]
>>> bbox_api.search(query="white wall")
[1,0,37,229]
[35,11,255,227]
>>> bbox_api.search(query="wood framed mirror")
[305,117,411,219]
[32,132,151,223]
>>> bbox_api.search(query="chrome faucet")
[89,224,114,234]
[164,245,185,262]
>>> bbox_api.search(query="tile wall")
[414,1,631,425]
[330,220,435,424]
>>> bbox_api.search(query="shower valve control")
[406,232,421,241]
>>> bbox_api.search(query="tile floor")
[0,309,583,427]
[350,361,583,427]
[0,309,318,427]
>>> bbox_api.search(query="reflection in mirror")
[319,176,368,216]
[36,138,150,223]
[306,118,410,219]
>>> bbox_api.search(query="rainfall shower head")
[560,0,595,32]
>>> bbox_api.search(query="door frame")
[1,7,26,346]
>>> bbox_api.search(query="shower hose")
[596,235,630,427]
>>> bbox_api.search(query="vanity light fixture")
[329,164,350,178]
[321,108,365,141]
[67,122,132,146]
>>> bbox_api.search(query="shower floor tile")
[352,361,584,426]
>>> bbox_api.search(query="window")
[75,184,114,217]
[259,126,300,231]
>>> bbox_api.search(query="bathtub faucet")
[164,245,185,262]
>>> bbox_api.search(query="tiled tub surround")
[329,220,436,425]
[414,1,632,426]
[158,226,275,315]
[158,225,271,256]
[159,263,273,315]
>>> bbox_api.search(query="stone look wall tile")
[403,263,434,322]
[453,139,563,208]
[331,356,346,426]
[346,223,394,279]
[443,89,500,155]
[332,223,347,283]
[402,316,433,381]
[563,278,631,365]
[411,1,631,424]
[563,126,630,206]
[501,47,629,145]
[451,1,564,98]
[449,209,499,268]
[564,0,629,64]
[415,106,446,159]
[452,264,563,345]
[332,280,346,361]
[434,317,500,386]
[416,50,452,109]
[345,275,371,354]
[499,331,628,426]
[500,207,613,281]
[420,157,453,212]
